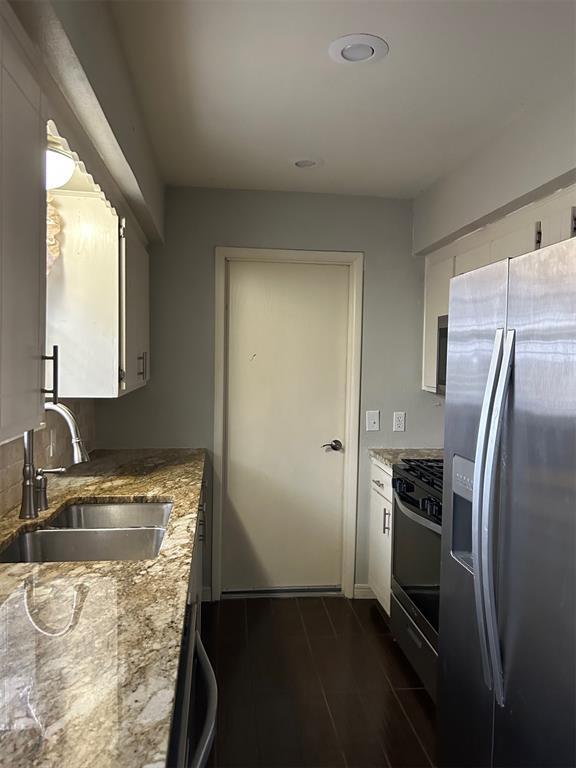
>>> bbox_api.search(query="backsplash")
[0,400,96,517]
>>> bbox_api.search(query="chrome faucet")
[19,403,89,519]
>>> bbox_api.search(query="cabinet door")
[369,486,392,615]
[46,194,120,397]
[0,32,45,443]
[121,223,150,393]
[422,253,453,391]
[538,187,576,247]
[455,243,492,276]
[489,223,535,263]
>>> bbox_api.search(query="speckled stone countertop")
[0,448,205,768]
[369,447,444,469]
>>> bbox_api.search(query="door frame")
[212,247,363,599]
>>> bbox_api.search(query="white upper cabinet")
[537,187,576,247]
[423,183,576,392]
[120,220,150,392]
[0,26,46,444]
[46,192,120,397]
[46,184,150,398]
[422,250,453,392]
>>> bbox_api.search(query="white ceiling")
[110,0,575,198]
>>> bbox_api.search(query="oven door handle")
[393,492,441,535]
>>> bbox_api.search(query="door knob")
[322,439,343,451]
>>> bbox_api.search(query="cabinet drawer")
[391,594,437,701]
[370,461,393,501]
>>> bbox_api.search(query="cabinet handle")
[137,351,147,379]
[373,479,385,489]
[42,344,59,403]
[383,506,391,534]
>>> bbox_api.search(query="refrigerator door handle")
[472,327,505,691]
[482,328,516,708]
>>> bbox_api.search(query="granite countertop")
[369,447,444,469]
[0,448,205,768]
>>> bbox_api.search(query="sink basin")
[0,527,167,563]
[49,501,173,530]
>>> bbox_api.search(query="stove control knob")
[424,498,441,518]
[392,478,415,494]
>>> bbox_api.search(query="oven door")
[392,491,442,649]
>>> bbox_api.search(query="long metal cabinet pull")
[472,328,504,690]
[481,329,515,707]
[42,344,59,403]
[190,631,218,768]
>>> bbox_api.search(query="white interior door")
[223,259,350,591]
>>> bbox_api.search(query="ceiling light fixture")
[46,141,75,190]
[329,34,389,64]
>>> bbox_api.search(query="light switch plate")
[393,411,406,432]
[365,410,380,431]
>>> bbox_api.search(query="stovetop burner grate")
[401,458,444,492]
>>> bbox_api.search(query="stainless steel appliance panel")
[492,240,576,767]
[391,594,438,700]
[392,491,441,638]
[439,258,509,767]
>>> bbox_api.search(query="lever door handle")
[322,439,343,451]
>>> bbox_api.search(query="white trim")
[213,247,364,600]
[353,584,375,599]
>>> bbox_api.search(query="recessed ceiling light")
[294,159,318,168]
[329,34,389,64]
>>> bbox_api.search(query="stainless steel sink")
[49,501,173,530]
[0,527,167,563]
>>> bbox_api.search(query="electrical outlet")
[393,411,406,432]
[365,410,380,431]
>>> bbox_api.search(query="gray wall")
[96,187,444,583]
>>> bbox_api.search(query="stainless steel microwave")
[436,315,448,394]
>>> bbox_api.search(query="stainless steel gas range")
[390,458,443,701]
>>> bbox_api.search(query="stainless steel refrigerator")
[439,237,576,767]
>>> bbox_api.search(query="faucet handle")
[34,468,66,512]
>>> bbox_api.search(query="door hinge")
[119,219,126,239]
[534,220,542,249]
[119,367,126,382]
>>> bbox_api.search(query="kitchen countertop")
[369,447,444,469]
[0,448,205,768]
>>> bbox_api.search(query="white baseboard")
[353,584,375,599]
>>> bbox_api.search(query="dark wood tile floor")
[202,597,436,768]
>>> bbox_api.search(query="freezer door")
[439,259,509,767]
[492,239,576,767]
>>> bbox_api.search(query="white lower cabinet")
[368,460,393,615]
